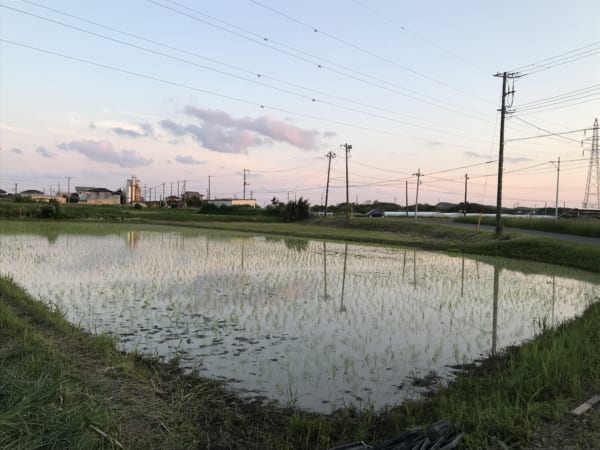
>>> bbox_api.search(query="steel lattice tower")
[583,118,599,209]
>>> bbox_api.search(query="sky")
[1,0,599,208]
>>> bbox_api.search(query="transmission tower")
[583,118,599,209]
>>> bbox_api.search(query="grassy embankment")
[455,214,600,238]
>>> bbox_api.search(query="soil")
[526,406,600,449]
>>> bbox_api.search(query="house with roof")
[19,189,66,203]
[76,187,121,205]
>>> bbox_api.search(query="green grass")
[455,215,600,238]
[0,280,121,450]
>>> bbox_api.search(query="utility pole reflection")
[241,243,244,271]
[413,249,417,289]
[323,241,329,301]
[492,265,500,355]
[340,243,348,312]
[551,275,556,327]
[461,256,465,297]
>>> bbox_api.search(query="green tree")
[283,197,310,222]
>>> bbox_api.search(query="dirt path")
[526,406,600,449]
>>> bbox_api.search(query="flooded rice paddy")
[1,224,599,413]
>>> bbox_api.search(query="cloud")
[175,155,205,165]
[58,140,153,167]
[464,151,490,159]
[0,124,32,134]
[505,156,533,164]
[11,147,23,154]
[427,140,444,147]
[160,107,323,153]
[36,146,56,158]
[323,131,337,138]
[159,119,186,136]
[111,122,155,139]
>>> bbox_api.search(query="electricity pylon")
[583,118,599,209]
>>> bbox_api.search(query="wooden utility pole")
[464,173,469,216]
[324,151,336,217]
[208,175,211,200]
[405,180,408,217]
[342,143,352,220]
[552,157,560,219]
[495,72,508,234]
[181,180,187,207]
[243,169,250,200]
[413,169,422,220]
[493,71,518,234]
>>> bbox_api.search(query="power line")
[516,82,600,109]
[12,1,499,140]
[349,0,488,74]
[0,38,474,144]
[20,0,489,138]
[17,0,491,128]
[510,39,600,74]
[510,116,583,144]
[248,0,491,103]
[516,90,600,113]
[514,96,600,116]
[148,0,492,122]
[505,128,588,143]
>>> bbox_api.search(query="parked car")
[366,209,385,217]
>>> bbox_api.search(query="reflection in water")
[127,231,141,249]
[340,243,348,312]
[413,248,417,289]
[461,256,465,297]
[1,228,599,414]
[552,275,556,327]
[322,242,329,301]
[241,243,244,271]
[492,265,500,355]
[284,238,309,252]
